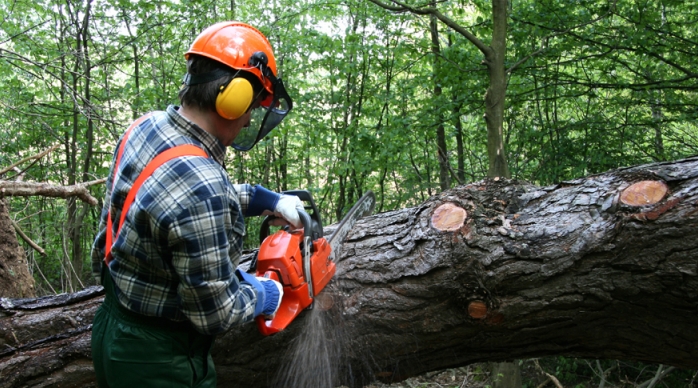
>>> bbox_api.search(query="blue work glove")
[236,269,284,317]
[257,277,283,318]
[247,185,304,228]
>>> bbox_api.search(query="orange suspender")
[104,115,208,266]
[105,114,150,264]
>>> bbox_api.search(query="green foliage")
[0,0,695,384]
[0,0,695,292]
[507,0,698,184]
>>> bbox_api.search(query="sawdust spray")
[272,292,343,388]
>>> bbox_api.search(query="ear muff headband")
[216,77,254,120]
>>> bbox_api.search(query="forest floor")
[361,366,491,388]
[359,362,551,388]
[358,360,698,388]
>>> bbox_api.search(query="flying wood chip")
[620,180,669,206]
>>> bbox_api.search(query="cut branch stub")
[620,180,668,206]
[468,300,487,319]
[314,291,334,311]
[431,203,467,231]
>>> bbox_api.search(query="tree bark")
[2,157,698,388]
[0,180,101,207]
[0,199,34,299]
[483,0,510,178]
[429,9,450,192]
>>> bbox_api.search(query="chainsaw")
[253,190,375,335]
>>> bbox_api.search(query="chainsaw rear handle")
[259,190,324,244]
[262,210,315,299]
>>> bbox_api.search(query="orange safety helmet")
[183,21,293,151]
[185,21,277,94]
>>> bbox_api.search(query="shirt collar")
[167,105,227,166]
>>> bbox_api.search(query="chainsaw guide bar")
[327,191,376,263]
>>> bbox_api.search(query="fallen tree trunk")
[1,157,697,387]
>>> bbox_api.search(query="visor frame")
[231,75,293,151]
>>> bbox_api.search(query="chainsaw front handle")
[259,189,322,244]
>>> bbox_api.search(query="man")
[90,22,299,388]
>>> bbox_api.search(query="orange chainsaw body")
[254,227,334,335]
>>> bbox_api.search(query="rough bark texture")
[484,0,510,178]
[0,199,34,299]
[1,157,698,388]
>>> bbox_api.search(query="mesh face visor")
[232,77,293,151]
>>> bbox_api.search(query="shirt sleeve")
[167,193,258,335]
[90,207,109,284]
[90,145,121,284]
[232,184,254,215]
[232,184,282,217]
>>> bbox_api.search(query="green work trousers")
[91,269,216,388]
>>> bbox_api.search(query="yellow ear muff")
[215,77,254,120]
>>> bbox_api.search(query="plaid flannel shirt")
[91,105,263,335]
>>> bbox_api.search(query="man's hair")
[178,55,264,111]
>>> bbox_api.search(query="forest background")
[0,0,696,386]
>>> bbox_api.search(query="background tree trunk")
[367,0,512,179]
[491,362,522,388]
[2,156,698,387]
[484,0,510,178]
[0,199,34,299]
[430,9,451,191]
